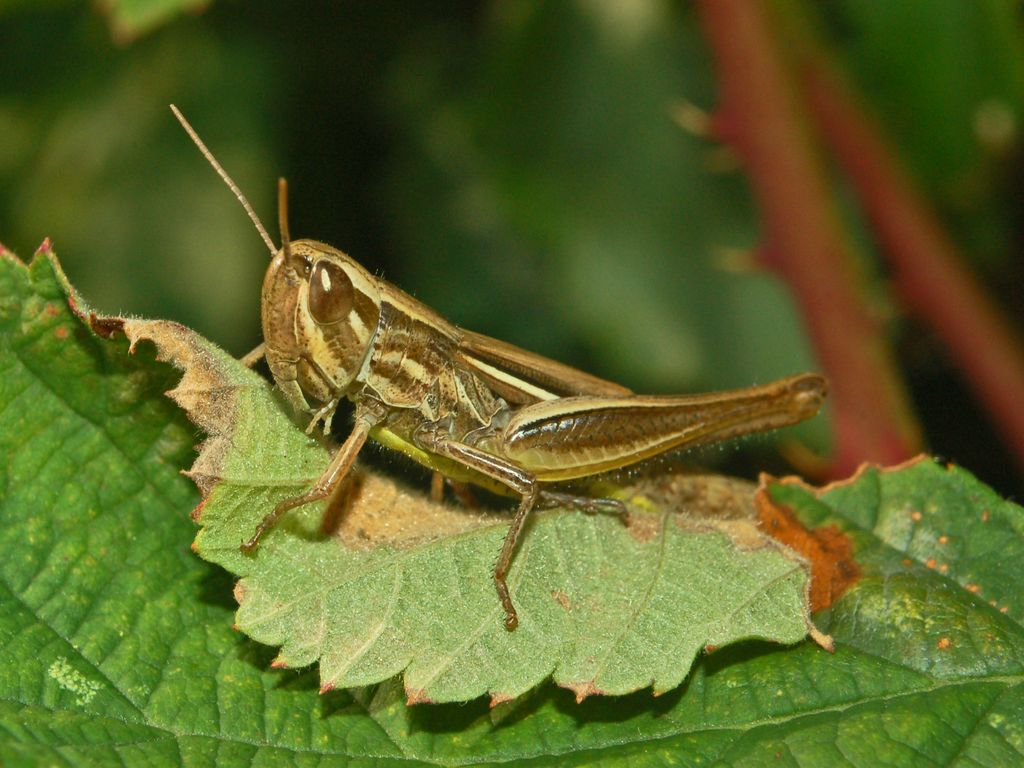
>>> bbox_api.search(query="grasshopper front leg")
[241,406,381,553]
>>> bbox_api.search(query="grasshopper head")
[261,233,382,407]
[168,107,383,412]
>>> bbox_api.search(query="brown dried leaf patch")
[624,473,784,552]
[88,315,259,498]
[627,472,758,521]
[623,510,662,543]
[328,470,496,550]
[755,476,861,612]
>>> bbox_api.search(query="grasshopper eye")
[308,261,354,324]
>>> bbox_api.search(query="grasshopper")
[171,106,827,630]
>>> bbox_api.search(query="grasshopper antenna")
[169,104,278,259]
[277,177,298,269]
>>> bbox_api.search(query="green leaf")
[110,309,819,705]
[0,249,414,764]
[4,249,1023,765]
[761,461,1024,765]
[770,460,1024,676]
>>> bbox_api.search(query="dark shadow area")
[196,563,238,611]
[389,638,794,735]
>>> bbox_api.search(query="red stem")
[803,63,1024,473]
[697,0,920,475]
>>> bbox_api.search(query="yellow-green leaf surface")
[4,249,1024,766]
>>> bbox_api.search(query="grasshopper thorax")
[261,239,382,408]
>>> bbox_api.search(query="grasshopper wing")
[455,329,632,405]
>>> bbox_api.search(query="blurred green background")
[2,1,1022,493]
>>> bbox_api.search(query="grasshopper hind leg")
[413,426,538,630]
[494,491,625,630]
[494,487,539,631]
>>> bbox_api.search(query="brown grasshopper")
[172,106,827,630]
